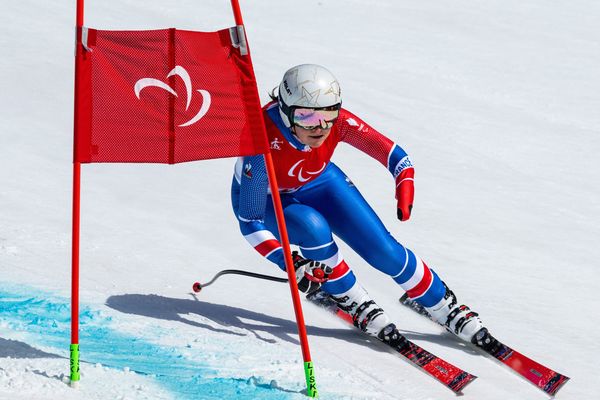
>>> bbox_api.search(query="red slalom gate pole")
[70,0,84,388]
[229,1,318,397]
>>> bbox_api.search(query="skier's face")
[293,125,332,148]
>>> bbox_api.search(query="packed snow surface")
[1,0,599,399]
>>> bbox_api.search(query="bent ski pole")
[192,269,287,293]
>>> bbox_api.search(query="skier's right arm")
[236,155,286,271]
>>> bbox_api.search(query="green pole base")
[70,344,80,385]
[304,361,318,398]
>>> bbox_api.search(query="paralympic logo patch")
[134,65,211,127]
[287,160,326,182]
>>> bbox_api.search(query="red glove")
[395,167,414,221]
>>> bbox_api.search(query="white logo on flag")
[134,65,211,127]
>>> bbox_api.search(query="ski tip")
[192,282,202,293]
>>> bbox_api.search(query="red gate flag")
[74,27,269,163]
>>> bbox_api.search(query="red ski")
[307,291,476,394]
[472,328,569,396]
[400,293,570,396]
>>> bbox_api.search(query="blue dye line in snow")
[0,283,299,399]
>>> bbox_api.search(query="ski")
[306,290,476,394]
[399,293,570,396]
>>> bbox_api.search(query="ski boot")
[330,284,392,338]
[425,283,485,343]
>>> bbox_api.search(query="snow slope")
[1,0,599,399]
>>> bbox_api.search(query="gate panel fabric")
[74,27,268,163]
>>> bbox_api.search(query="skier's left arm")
[338,109,415,221]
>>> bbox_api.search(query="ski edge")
[399,293,571,396]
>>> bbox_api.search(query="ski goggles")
[292,106,340,130]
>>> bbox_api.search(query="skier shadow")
[106,293,385,351]
[0,337,70,382]
[0,337,63,359]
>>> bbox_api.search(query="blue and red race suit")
[231,102,445,307]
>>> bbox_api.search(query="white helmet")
[278,64,342,128]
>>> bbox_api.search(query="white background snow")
[1,0,599,399]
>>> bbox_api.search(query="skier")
[231,64,485,343]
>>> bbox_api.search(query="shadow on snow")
[106,293,377,348]
[105,293,476,354]
[0,337,63,359]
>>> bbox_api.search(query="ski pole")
[192,269,288,293]
[192,264,329,293]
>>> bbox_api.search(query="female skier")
[231,64,485,343]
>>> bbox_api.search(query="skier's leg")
[297,164,484,341]
[261,200,392,337]
[261,201,356,293]
[295,164,445,305]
